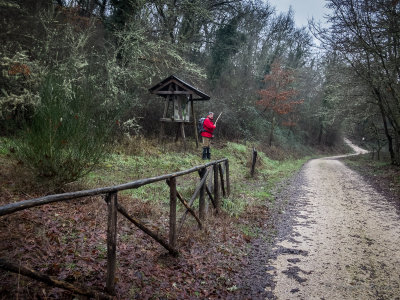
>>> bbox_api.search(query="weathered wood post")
[251,148,258,177]
[219,164,226,197]
[213,164,220,213]
[169,177,177,250]
[180,123,187,151]
[199,168,206,220]
[225,160,230,196]
[190,95,199,148]
[105,192,118,295]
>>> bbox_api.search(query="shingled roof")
[149,75,210,101]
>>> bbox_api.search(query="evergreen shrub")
[13,74,113,185]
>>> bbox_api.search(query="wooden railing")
[0,158,230,298]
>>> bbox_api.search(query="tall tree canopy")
[314,0,400,164]
[1,0,341,155]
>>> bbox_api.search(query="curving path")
[263,140,400,299]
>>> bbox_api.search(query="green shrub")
[0,137,10,155]
[13,74,113,185]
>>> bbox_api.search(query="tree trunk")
[269,115,275,147]
[375,89,396,164]
[318,121,323,145]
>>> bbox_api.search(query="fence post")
[169,177,177,250]
[251,148,257,177]
[213,164,220,213]
[105,192,118,295]
[199,168,206,220]
[225,160,230,196]
[219,164,226,198]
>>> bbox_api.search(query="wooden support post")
[251,148,258,177]
[159,123,165,144]
[159,98,170,143]
[198,170,217,208]
[199,168,206,220]
[191,98,199,148]
[163,98,170,117]
[205,185,216,208]
[208,168,213,192]
[166,179,202,229]
[213,164,220,213]
[169,177,177,250]
[105,192,117,295]
[180,122,186,151]
[117,203,178,256]
[177,168,210,235]
[175,125,180,142]
[219,164,226,197]
[225,160,230,196]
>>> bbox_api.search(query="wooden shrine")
[149,75,210,149]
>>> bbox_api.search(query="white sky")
[267,0,330,29]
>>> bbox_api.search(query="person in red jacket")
[201,112,216,160]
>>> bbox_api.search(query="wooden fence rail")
[0,158,230,298]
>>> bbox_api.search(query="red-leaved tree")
[257,60,303,146]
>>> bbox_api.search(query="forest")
[0,0,400,298]
[1,0,399,169]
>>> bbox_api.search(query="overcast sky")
[267,0,330,29]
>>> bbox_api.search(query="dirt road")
[261,141,400,299]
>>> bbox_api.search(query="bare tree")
[314,0,400,164]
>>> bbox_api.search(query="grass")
[344,154,390,173]
[63,139,310,216]
[0,137,10,155]
[0,136,311,218]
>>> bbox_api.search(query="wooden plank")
[160,118,173,122]
[116,203,178,256]
[150,79,190,94]
[155,91,192,95]
[166,179,202,229]
[0,159,228,217]
[162,99,169,118]
[105,192,117,295]
[0,258,112,299]
[169,177,177,250]
[180,123,187,151]
[213,164,220,213]
[219,164,226,197]
[199,168,206,220]
[190,97,199,148]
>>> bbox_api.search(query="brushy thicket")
[12,75,113,184]
[0,3,207,185]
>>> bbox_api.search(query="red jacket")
[201,117,216,138]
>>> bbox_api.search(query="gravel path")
[241,141,400,299]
